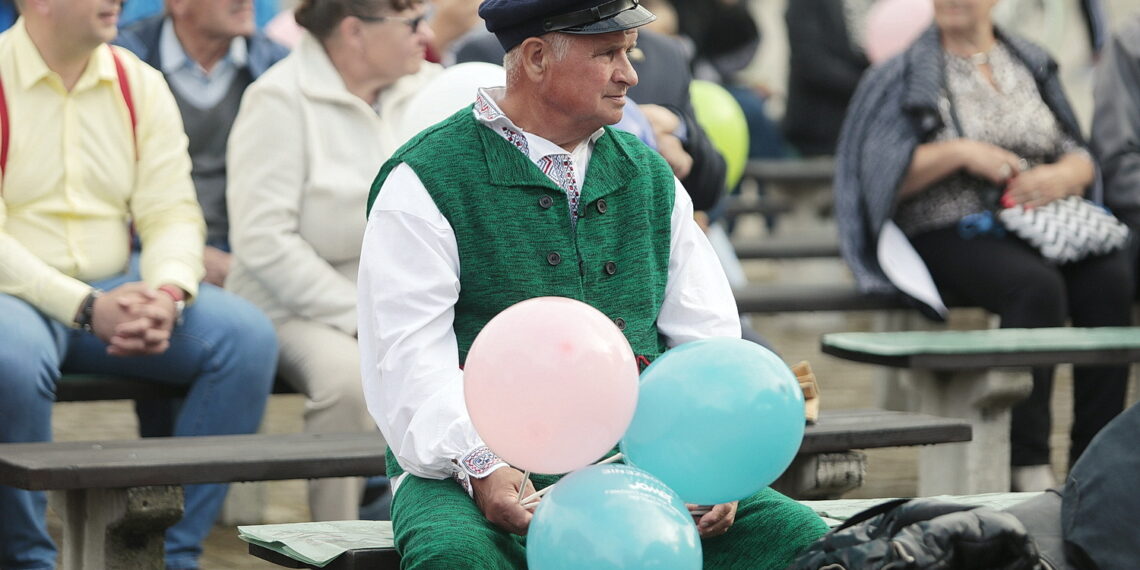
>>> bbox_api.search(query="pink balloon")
[864,0,934,64]
[265,9,302,50]
[463,297,640,474]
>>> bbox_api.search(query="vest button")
[596,199,608,214]
[547,252,562,266]
[603,261,617,275]
[613,317,626,331]
[539,195,554,209]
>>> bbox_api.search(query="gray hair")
[504,32,573,85]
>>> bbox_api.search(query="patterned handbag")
[998,196,1130,264]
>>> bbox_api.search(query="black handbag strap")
[830,498,913,532]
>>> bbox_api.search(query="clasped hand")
[471,467,537,535]
[688,502,738,538]
[471,466,739,539]
[961,140,1073,208]
[91,282,179,356]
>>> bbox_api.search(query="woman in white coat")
[226,0,439,521]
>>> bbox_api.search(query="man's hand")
[90,282,176,357]
[688,502,738,538]
[470,467,537,535]
[203,246,231,287]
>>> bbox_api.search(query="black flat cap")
[479,0,656,53]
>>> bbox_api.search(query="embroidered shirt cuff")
[453,445,509,497]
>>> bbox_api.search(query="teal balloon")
[689,80,749,191]
[527,464,701,570]
[621,338,804,505]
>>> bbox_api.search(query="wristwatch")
[158,285,186,326]
[74,289,102,332]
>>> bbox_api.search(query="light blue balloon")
[527,464,701,570]
[621,338,804,505]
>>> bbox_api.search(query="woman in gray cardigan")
[835,0,1131,492]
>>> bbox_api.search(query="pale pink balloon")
[865,0,935,64]
[463,297,640,475]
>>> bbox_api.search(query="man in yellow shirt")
[0,1,277,568]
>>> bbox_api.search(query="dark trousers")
[910,227,1131,467]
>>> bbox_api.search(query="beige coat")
[226,31,440,333]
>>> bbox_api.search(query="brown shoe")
[791,360,820,425]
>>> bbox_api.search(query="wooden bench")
[744,157,836,186]
[737,157,835,229]
[733,283,914,314]
[0,432,386,569]
[0,408,968,567]
[732,237,841,260]
[243,491,1043,569]
[821,327,1140,496]
[55,373,297,402]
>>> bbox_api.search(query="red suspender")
[0,45,137,184]
[0,73,8,180]
[110,47,137,158]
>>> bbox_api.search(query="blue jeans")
[0,262,277,570]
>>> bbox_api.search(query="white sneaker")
[1011,465,1057,492]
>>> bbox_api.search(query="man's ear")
[517,37,550,82]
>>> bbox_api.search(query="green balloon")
[689,80,750,191]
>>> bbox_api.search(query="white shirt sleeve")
[358,163,506,484]
[358,169,737,483]
[658,178,743,344]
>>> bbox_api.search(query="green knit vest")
[369,107,674,363]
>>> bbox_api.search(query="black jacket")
[787,498,1042,569]
[783,0,869,156]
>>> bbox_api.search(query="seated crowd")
[0,0,1138,568]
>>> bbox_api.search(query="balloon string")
[520,453,623,508]
[516,470,530,504]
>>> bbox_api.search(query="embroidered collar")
[471,87,604,161]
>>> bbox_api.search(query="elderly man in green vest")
[357,0,829,567]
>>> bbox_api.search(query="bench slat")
[55,374,298,402]
[822,327,1140,369]
[0,432,386,491]
[0,410,969,492]
[55,374,189,402]
[744,157,835,184]
[799,409,971,453]
[732,239,841,260]
[734,283,912,313]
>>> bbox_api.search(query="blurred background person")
[424,0,480,64]
[116,0,288,288]
[226,0,440,521]
[835,0,1132,491]
[120,0,282,30]
[783,0,871,157]
[1092,12,1140,297]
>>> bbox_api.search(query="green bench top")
[822,327,1140,369]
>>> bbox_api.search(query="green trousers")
[390,471,828,569]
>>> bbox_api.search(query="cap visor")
[560,5,656,35]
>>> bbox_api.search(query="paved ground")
[47,213,1139,568]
